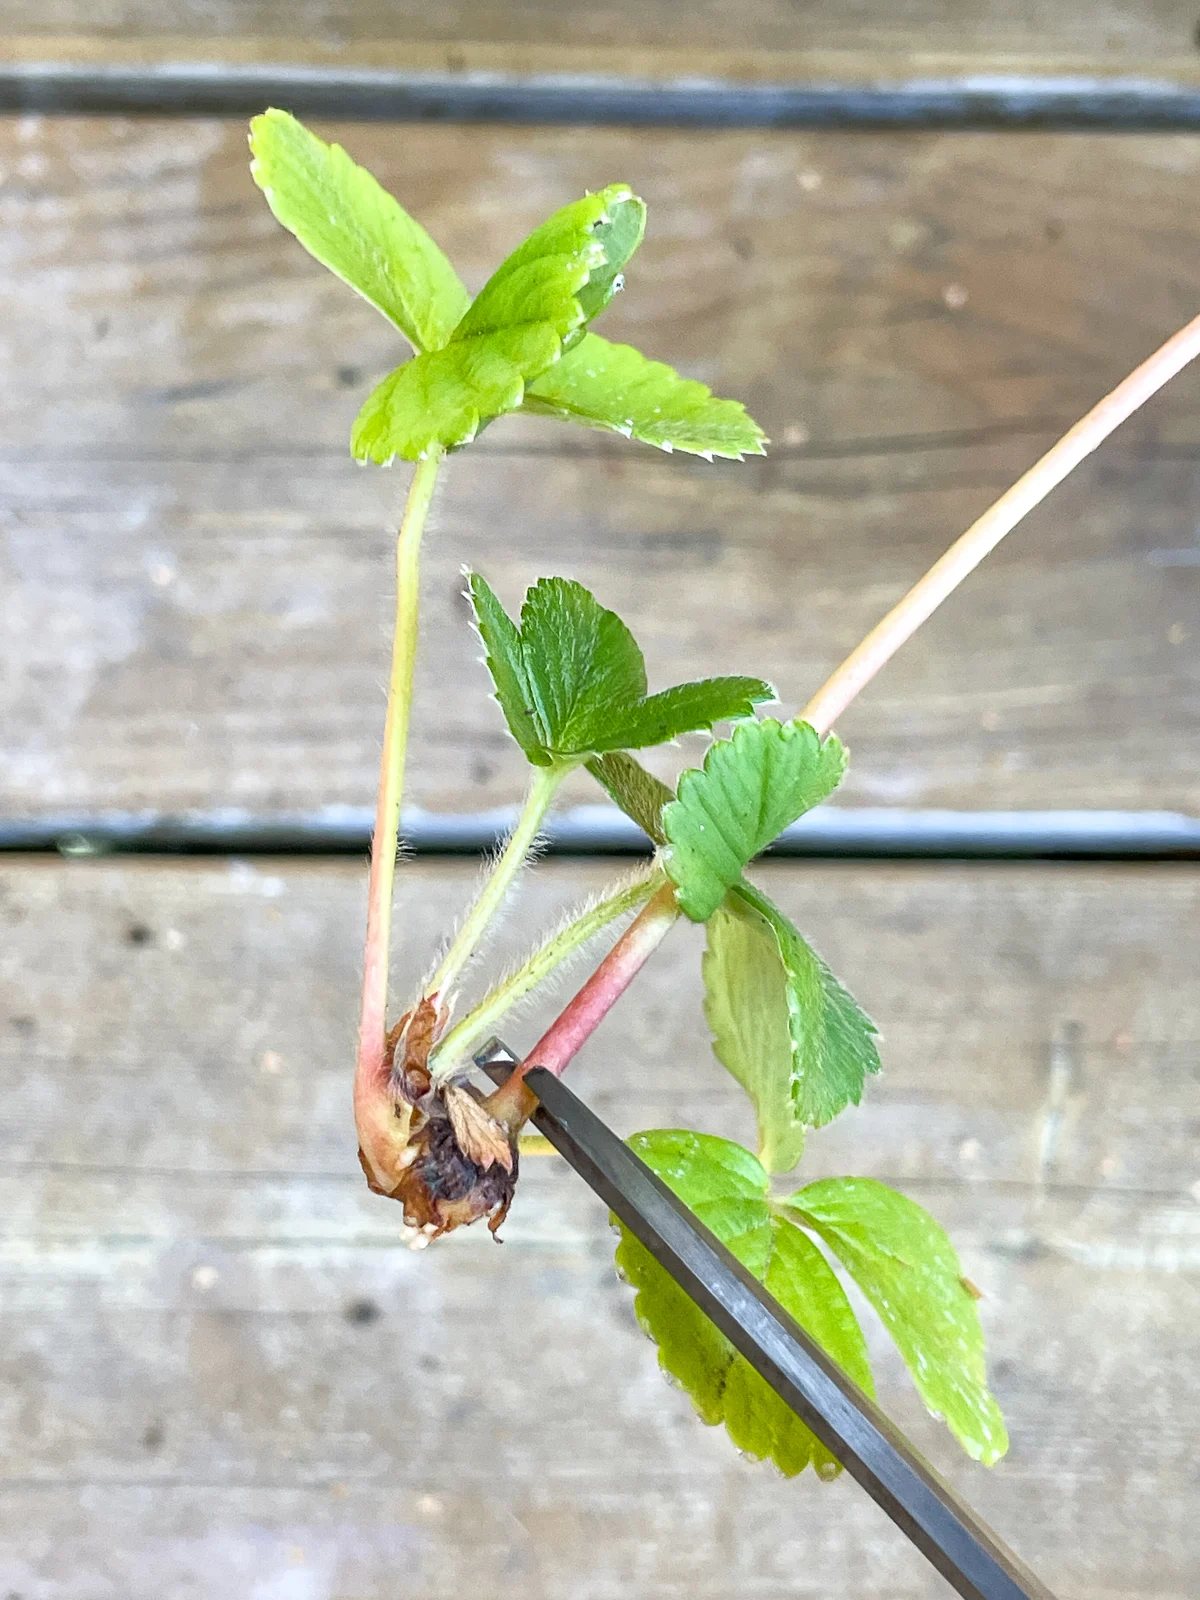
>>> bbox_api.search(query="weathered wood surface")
[1,857,1197,1597]
[1,116,1199,820]
[5,1,1200,85]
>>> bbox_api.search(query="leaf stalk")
[431,865,665,1080]
[355,448,444,1120]
[423,761,572,1004]
[485,881,680,1128]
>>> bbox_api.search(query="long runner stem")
[800,311,1200,737]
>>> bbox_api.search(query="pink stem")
[486,883,680,1127]
[800,309,1200,737]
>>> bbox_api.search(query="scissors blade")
[475,1038,1057,1600]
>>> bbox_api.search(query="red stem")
[486,883,680,1127]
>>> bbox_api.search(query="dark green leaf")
[616,1131,873,1477]
[788,1177,1008,1464]
[523,333,767,459]
[585,753,674,845]
[468,574,773,764]
[248,109,469,354]
[731,881,880,1128]
[663,719,846,921]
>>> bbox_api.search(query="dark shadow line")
[1,807,1198,861]
[7,64,1200,128]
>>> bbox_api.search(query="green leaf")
[616,1131,874,1477]
[573,200,646,326]
[703,900,807,1173]
[523,334,768,460]
[585,752,674,845]
[248,109,469,354]
[788,1178,1009,1465]
[352,323,561,462]
[352,186,642,463]
[468,573,774,764]
[663,719,847,921]
[732,881,880,1128]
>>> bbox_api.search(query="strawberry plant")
[250,108,1200,1477]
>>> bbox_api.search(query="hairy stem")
[424,762,570,1005]
[355,449,444,1124]
[486,882,680,1128]
[800,311,1200,737]
[431,865,665,1080]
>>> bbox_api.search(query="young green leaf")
[787,1178,1009,1465]
[731,881,881,1128]
[524,333,768,460]
[703,900,807,1173]
[352,324,561,462]
[663,719,846,921]
[615,1131,874,1477]
[468,573,774,765]
[585,752,674,844]
[248,109,469,354]
[351,185,643,463]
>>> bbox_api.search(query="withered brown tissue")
[359,997,520,1240]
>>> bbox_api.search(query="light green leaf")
[524,333,768,459]
[663,719,847,921]
[352,323,561,462]
[248,109,469,354]
[573,200,646,326]
[732,881,880,1128]
[703,900,807,1173]
[350,184,643,463]
[585,752,674,844]
[616,1131,874,1477]
[468,574,773,764]
[788,1178,1009,1465]
[454,185,634,344]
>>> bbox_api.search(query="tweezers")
[475,1039,1058,1600]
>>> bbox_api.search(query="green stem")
[485,881,681,1130]
[430,865,664,1080]
[355,449,444,1133]
[423,762,572,1004]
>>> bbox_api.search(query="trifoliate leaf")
[663,719,846,921]
[731,881,880,1128]
[468,573,773,765]
[585,752,674,844]
[248,109,469,354]
[351,185,641,463]
[703,900,807,1173]
[523,334,767,459]
[787,1178,1009,1465]
[616,1131,873,1477]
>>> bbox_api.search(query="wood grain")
[2,116,1199,819]
[5,1,1200,85]
[1,857,1197,1597]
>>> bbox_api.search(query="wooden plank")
[1,117,1199,818]
[4,1,1200,89]
[0,857,1197,1596]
